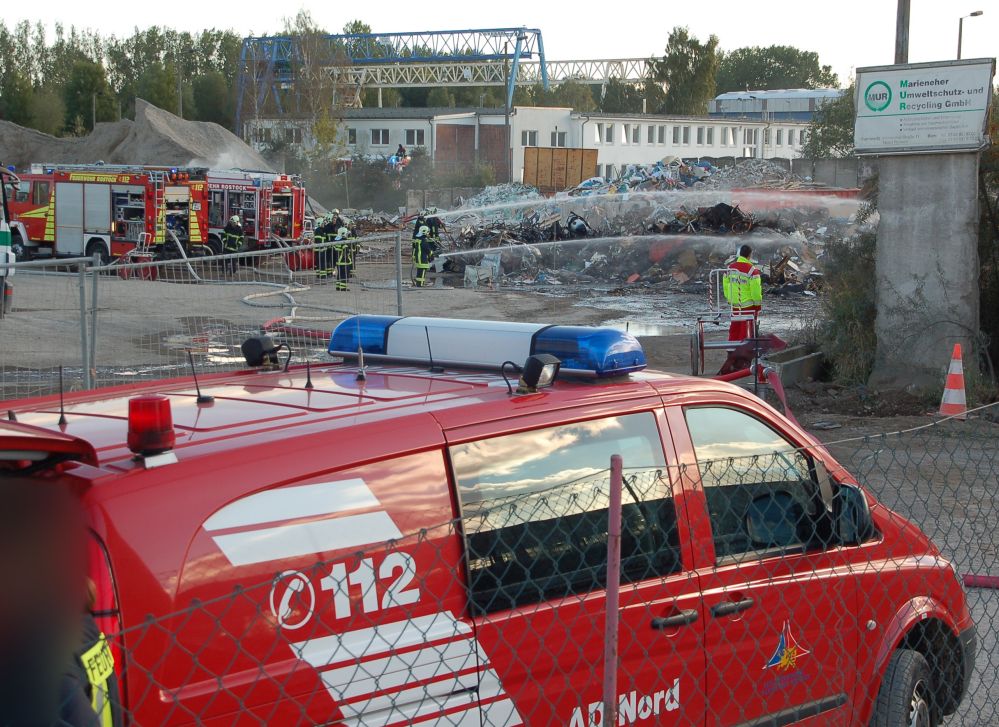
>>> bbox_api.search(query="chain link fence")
[0,235,420,400]
[45,410,998,726]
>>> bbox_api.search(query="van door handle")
[651,609,699,629]
[710,598,755,617]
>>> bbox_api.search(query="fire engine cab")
[5,164,211,261]
[0,317,974,727]
[205,170,308,252]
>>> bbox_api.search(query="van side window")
[31,181,49,206]
[685,407,821,561]
[450,412,681,615]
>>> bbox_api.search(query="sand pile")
[0,100,273,171]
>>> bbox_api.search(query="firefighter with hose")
[722,243,762,342]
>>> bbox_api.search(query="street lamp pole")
[958,11,983,60]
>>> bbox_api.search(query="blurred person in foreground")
[0,472,120,726]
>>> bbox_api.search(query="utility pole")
[895,0,910,64]
[92,93,96,130]
[504,41,512,184]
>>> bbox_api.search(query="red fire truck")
[0,318,975,727]
[5,164,211,261]
[204,170,308,252]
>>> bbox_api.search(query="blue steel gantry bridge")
[235,27,650,132]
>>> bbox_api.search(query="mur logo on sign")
[864,81,892,112]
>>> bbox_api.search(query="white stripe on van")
[203,478,378,531]
[291,612,523,726]
[209,511,403,566]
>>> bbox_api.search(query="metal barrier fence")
[49,411,999,726]
[0,235,421,400]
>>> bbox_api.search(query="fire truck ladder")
[151,172,167,245]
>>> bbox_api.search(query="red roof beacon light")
[127,395,176,463]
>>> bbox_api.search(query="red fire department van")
[0,317,974,727]
[205,170,308,252]
[5,165,210,261]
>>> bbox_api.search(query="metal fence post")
[395,230,403,316]
[78,261,91,390]
[603,454,623,727]
[89,253,100,384]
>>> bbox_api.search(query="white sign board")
[854,58,994,155]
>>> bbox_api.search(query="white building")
[245,106,810,183]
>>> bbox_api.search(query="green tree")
[63,58,115,132]
[0,70,33,125]
[716,45,838,93]
[426,86,455,107]
[192,70,232,125]
[540,80,597,111]
[802,83,854,158]
[651,27,720,115]
[600,78,644,113]
[135,61,176,112]
[28,85,66,136]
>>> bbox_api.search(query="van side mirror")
[833,484,876,545]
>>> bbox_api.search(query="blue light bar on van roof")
[329,316,646,377]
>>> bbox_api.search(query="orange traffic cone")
[938,344,967,420]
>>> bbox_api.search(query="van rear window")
[450,412,681,615]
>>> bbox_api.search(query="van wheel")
[86,239,111,266]
[872,649,935,727]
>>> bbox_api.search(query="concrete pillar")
[868,153,980,390]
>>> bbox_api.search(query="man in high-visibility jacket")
[723,244,762,341]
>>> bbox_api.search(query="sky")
[6,0,997,85]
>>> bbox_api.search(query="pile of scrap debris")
[438,179,867,296]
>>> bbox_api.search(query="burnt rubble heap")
[437,173,872,296]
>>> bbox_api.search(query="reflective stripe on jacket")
[723,256,762,309]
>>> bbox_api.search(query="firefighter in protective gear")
[412,223,434,287]
[425,207,445,240]
[221,215,244,274]
[412,211,428,241]
[722,244,762,341]
[333,226,351,291]
[314,214,335,281]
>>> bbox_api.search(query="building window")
[521,130,538,147]
[672,126,680,144]
[647,125,655,144]
[777,129,784,146]
[606,164,616,178]
[632,125,640,144]
[595,123,604,144]
[706,127,714,145]
[682,126,690,145]
[406,129,426,146]
[658,125,666,144]
[347,128,357,145]
[622,124,630,145]
[788,129,796,146]
[799,131,806,146]
[764,128,771,145]
[551,131,567,147]
[605,125,614,144]
[371,129,389,145]
[292,127,303,144]
[696,127,705,145]
[451,412,678,615]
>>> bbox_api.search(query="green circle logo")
[864,81,892,112]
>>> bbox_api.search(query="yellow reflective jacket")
[723,256,762,309]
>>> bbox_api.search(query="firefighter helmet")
[229,215,240,226]
[416,225,430,239]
